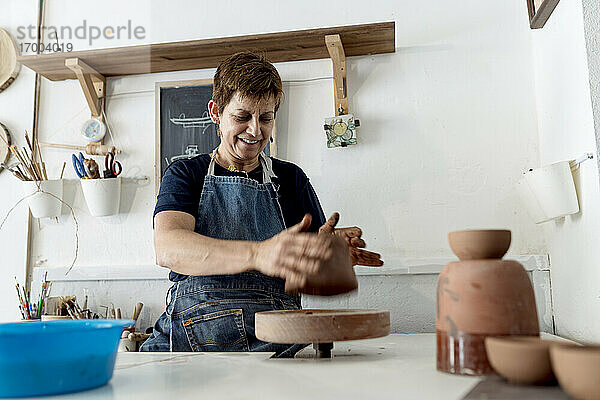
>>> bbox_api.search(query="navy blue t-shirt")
[154,154,326,280]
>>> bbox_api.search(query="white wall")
[531,0,600,343]
[1,1,546,323]
[0,3,36,322]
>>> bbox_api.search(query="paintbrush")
[14,283,26,318]
[24,132,35,161]
[24,132,44,180]
[15,279,31,319]
[18,134,39,180]
[20,145,41,181]
[36,272,48,318]
[32,133,47,180]
[1,163,26,181]
[12,164,29,181]
[11,145,39,181]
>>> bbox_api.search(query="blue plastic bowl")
[0,319,133,398]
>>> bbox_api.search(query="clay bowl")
[550,344,600,400]
[485,336,559,384]
[448,229,511,260]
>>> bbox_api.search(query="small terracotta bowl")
[485,336,558,384]
[448,229,511,260]
[551,344,600,400]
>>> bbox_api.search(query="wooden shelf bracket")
[325,34,348,116]
[65,58,106,120]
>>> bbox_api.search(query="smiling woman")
[207,52,281,172]
[141,51,382,357]
[208,93,276,172]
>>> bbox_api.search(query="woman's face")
[209,92,276,164]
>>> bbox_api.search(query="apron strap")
[207,148,218,176]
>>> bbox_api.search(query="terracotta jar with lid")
[436,229,539,375]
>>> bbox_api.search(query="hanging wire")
[101,108,121,152]
[284,76,333,84]
[106,89,154,98]
[0,182,79,276]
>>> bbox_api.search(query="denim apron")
[141,150,306,357]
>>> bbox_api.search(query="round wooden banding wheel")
[0,123,11,170]
[255,309,390,345]
[0,28,21,93]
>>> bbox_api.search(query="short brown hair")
[212,51,283,113]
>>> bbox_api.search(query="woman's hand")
[284,231,357,295]
[318,212,384,267]
[253,214,330,289]
[253,214,358,295]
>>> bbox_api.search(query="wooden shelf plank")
[18,22,395,81]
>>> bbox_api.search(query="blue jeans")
[141,272,308,358]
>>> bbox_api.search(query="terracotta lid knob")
[448,229,511,260]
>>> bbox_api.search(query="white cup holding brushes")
[22,179,63,218]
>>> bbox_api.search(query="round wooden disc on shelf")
[0,28,21,93]
[255,309,390,344]
[0,123,11,169]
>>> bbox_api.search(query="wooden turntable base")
[255,309,391,358]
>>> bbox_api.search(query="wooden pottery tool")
[128,332,151,342]
[255,309,390,358]
[132,302,143,323]
[39,142,120,156]
[0,28,20,93]
[83,158,100,179]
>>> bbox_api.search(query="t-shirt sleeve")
[153,161,202,219]
[301,179,326,233]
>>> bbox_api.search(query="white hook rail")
[569,153,594,170]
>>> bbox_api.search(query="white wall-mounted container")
[80,177,121,217]
[517,161,579,223]
[22,179,63,218]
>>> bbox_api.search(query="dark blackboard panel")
[157,82,270,183]
[159,84,219,176]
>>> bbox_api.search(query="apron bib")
[141,150,305,357]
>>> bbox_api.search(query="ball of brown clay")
[551,344,600,400]
[485,336,559,384]
[448,229,511,260]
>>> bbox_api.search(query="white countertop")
[36,333,485,400]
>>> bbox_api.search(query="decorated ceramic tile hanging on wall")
[324,114,358,148]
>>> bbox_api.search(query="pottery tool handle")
[132,302,143,322]
[86,143,120,156]
[115,308,122,319]
[39,142,120,156]
[128,332,151,342]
